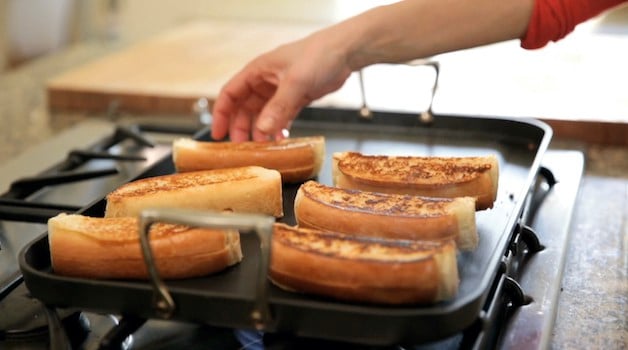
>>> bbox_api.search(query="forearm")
[321,0,535,70]
[522,0,628,49]
[211,0,627,141]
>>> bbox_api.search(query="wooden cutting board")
[46,20,329,115]
[46,18,443,117]
[47,18,627,145]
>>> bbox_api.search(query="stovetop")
[0,114,584,350]
[1,119,202,295]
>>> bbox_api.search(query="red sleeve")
[521,0,628,49]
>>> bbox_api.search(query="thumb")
[255,82,307,136]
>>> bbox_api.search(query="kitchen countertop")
[0,18,626,350]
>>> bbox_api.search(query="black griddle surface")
[19,108,551,346]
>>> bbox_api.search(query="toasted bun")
[294,181,478,250]
[48,213,242,279]
[172,136,325,183]
[269,223,459,304]
[332,152,499,210]
[105,166,283,218]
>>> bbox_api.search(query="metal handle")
[356,59,440,123]
[408,59,440,124]
[138,208,276,329]
[357,70,373,119]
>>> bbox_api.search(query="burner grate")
[0,124,201,223]
[0,121,202,305]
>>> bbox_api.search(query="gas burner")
[0,283,90,349]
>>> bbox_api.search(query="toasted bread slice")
[48,213,242,279]
[295,181,478,250]
[269,223,459,304]
[172,136,325,183]
[332,152,499,210]
[105,166,283,218]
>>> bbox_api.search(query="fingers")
[229,93,268,142]
[211,89,235,141]
[229,108,256,142]
[255,78,307,138]
[251,121,291,141]
[212,49,308,141]
[212,72,275,141]
[213,81,301,142]
[211,73,250,140]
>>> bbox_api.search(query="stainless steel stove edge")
[499,150,584,350]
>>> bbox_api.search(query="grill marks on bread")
[186,137,316,151]
[104,166,284,218]
[172,136,325,183]
[270,223,459,304]
[274,224,441,262]
[108,169,258,198]
[302,181,453,217]
[336,152,492,186]
[52,214,236,246]
[332,152,499,210]
[48,213,242,279]
[294,181,478,249]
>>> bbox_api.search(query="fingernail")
[256,116,274,134]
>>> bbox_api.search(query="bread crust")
[48,214,242,279]
[172,136,325,183]
[269,223,459,304]
[332,152,499,210]
[294,181,478,250]
[105,166,283,218]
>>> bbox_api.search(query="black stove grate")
[0,121,204,349]
[0,125,202,223]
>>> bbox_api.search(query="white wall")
[5,0,75,65]
[0,0,395,70]
[0,0,7,71]
[102,0,396,41]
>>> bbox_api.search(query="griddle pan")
[19,107,552,346]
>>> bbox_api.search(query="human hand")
[211,33,353,142]
[211,0,537,142]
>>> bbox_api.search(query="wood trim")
[541,118,628,146]
[47,88,201,115]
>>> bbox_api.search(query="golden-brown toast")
[105,166,283,218]
[294,181,478,250]
[172,136,325,183]
[269,223,459,304]
[332,152,499,210]
[48,213,242,279]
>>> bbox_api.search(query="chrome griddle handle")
[357,70,373,119]
[409,58,440,125]
[138,208,276,329]
[356,59,440,124]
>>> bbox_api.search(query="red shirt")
[521,0,628,49]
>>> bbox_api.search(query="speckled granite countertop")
[0,35,626,349]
